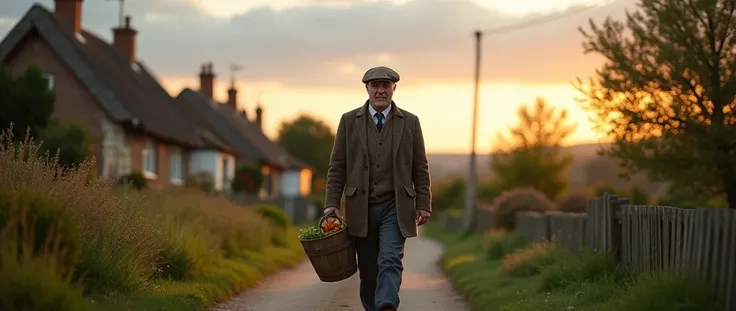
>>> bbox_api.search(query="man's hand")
[324,206,340,217]
[415,209,431,226]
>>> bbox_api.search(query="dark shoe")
[379,304,397,311]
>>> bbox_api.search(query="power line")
[480,0,619,35]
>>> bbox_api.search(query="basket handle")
[319,213,346,228]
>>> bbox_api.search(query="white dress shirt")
[368,103,392,125]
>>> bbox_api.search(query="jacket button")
[364,165,368,169]
[361,189,366,194]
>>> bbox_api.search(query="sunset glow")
[160,76,608,154]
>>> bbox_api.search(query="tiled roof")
[0,4,233,152]
[176,88,311,170]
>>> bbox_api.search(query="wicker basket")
[300,214,357,282]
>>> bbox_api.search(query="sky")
[0,0,637,153]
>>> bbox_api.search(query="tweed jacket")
[325,101,431,238]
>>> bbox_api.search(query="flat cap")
[362,66,400,84]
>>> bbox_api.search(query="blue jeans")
[355,198,406,311]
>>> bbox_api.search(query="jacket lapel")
[391,103,404,161]
[354,101,369,158]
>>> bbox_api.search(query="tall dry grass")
[0,125,295,310]
[0,126,160,294]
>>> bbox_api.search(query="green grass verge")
[424,224,722,311]
[89,228,305,311]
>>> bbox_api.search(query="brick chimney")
[255,106,263,130]
[199,63,215,99]
[113,16,137,63]
[227,81,237,110]
[54,0,83,34]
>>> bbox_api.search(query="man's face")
[366,80,396,111]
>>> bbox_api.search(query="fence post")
[609,196,628,262]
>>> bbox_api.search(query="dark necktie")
[375,112,384,132]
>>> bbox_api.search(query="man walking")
[323,66,432,311]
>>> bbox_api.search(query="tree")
[0,64,54,140]
[276,114,335,190]
[490,97,576,200]
[577,0,736,208]
[39,120,95,171]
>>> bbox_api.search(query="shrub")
[592,183,621,196]
[500,240,561,277]
[231,162,264,194]
[491,188,555,230]
[629,186,649,205]
[119,171,148,190]
[539,250,629,291]
[0,214,86,311]
[431,178,464,210]
[485,230,528,260]
[477,182,501,203]
[253,204,291,229]
[557,193,588,213]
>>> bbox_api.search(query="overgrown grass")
[424,223,722,311]
[0,127,305,311]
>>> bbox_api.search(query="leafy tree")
[490,97,576,200]
[39,120,95,170]
[577,0,736,208]
[276,114,335,190]
[0,64,54,140]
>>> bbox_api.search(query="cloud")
[0,0,637,88]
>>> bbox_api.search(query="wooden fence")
[516,193,736,311]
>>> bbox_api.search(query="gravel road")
[209,234,469,311]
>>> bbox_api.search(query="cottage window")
[299,169,312,196]
[142,139,157,178]
[43,73,54,90]
[170,147,183,184]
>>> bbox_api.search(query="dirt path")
[209,233,469,311]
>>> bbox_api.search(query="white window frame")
[43,73,55,90]
[170,146,183,185]
[142,139,157,179]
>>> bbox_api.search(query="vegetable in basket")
[298,217,344,240]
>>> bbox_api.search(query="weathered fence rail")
[516,193,736,311]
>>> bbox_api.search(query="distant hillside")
[427,143,607,182]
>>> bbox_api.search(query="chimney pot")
[255,106,263,130]
[227,87,237,110]
[54,0,84,34]
[199,63,215,99]
[112,15,137,63]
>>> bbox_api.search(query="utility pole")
[462,30,482,232]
